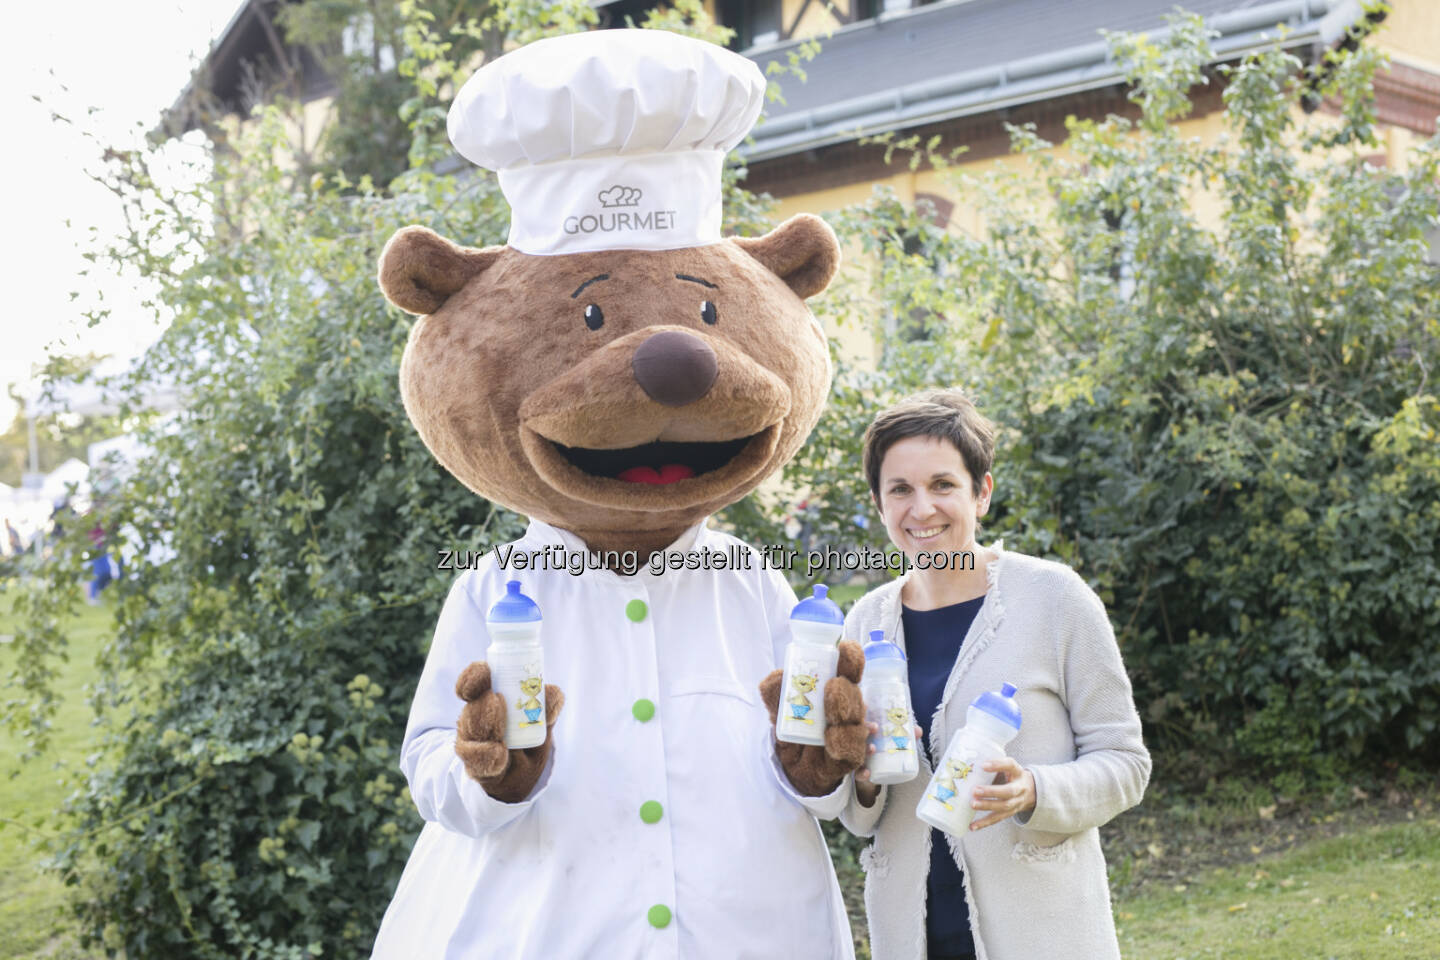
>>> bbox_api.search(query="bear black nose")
[631,330,718,407]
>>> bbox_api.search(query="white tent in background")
[41,458,91,504]
[88,432,152,485]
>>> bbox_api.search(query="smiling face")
[379,216,838,552]
[875,435,993,564]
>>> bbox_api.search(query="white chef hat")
[447,30,765,256]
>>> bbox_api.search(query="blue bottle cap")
[863,629,907,662]
[791,584,844,625]
[487,580,542,623]
[970,682,1022,729]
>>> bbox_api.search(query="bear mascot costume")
[369,29,869,960]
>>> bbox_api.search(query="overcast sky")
[0,0,242,426]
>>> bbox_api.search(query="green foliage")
[778,11,1440,789]
[0,352,118,486]
[276,1,504,189]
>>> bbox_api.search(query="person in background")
[840,388,1151,960]
[87,520,112,604]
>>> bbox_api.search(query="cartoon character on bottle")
[884,705,913,753]
[787,664,820,724]
[516,667,544,727]
[932,757,973,811]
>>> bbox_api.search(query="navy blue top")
[902,595,986,959]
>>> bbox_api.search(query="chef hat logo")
[598,185,642,208]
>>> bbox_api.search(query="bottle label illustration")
[786,661,820,725]
[931,754,975,812]
[882,701,914,754]
[515,664,544,726]
[491,656,547,748]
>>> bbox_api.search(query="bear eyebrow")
[674,274,717,289]
[571,274,610,299]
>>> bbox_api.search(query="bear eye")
[700,300,717,326]
[584,304,604,331]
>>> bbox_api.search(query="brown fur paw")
[763,648,867,797]
[543,684,564,727]
[456,660,493,701]
[456,727,510,781]
[758,668,783,725]
[835,640,865,685]
[453,663,565,803]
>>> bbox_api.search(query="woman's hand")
[969,757,1036,831]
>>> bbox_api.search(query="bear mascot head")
[377,30,840,558]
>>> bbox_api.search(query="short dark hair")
[862,388,996,500]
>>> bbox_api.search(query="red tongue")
[617,464,696,485]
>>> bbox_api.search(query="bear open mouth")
[554,436,756,484]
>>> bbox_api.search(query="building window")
[884,193,953,343]
[720,0,783,50]
[1103,207,1138,302]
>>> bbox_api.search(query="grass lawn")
[0,589,113,960]
[1113,817,1440,958]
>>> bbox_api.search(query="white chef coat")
[371,518,855,960]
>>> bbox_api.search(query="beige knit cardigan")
[839,543,1151,960]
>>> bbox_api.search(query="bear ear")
[377,225,502,315]
[731,213,840,300]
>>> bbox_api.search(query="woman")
[842,389,1150,960]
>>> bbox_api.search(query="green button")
[639,801,663,824]
[647,904,672,929]
[632,698,655,722]
[625,599,648,622]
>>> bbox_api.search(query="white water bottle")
[916,682,1022,836]
[860,630,919,785]
[485,579,547,749]
[775,584,845,746]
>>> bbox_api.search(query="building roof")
[164,0,332,136]
[171,1,1370,158]
[742,0,1369,161]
